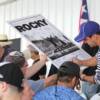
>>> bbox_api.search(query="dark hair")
[87,31,100,38]
[4,51,26,68]
[57,61,80,82]
[96,31,100,35]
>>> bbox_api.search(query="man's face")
[21,80,34,100]
[21,61,28,75]
[83,36,97,47]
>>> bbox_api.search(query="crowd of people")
[0,20,100,100]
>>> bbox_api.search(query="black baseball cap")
[0,62,24,90]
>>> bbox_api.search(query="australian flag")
[79,0,89,30]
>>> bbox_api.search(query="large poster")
[9,15,90,68]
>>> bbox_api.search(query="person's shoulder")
[33,86,84,100]
[33,86,55,100]
[28,79,45,93]
[59,87,84,100]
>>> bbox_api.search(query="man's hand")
[72,57,82,65]
[80,72,95,83]
[39,53,47,62]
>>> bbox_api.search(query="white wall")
[0,0,100,40]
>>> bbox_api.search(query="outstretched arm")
[25,53,47,78]
[73,56,97,67]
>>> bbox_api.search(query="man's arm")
[73,56,97,67]
[25,53,47,78]
[81,74,95,83]
[44,74,57,87]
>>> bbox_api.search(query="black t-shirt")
[82,43,99,76]
[30,60,58,80]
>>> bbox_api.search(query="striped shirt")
[95,48,100,84]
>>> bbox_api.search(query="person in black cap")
[4,51,57,93]
[34,61,84,100]
[4,51,47,79]
[0,62,24,100]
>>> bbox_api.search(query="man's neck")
[57,81,73,89]
[3,93,21,100]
